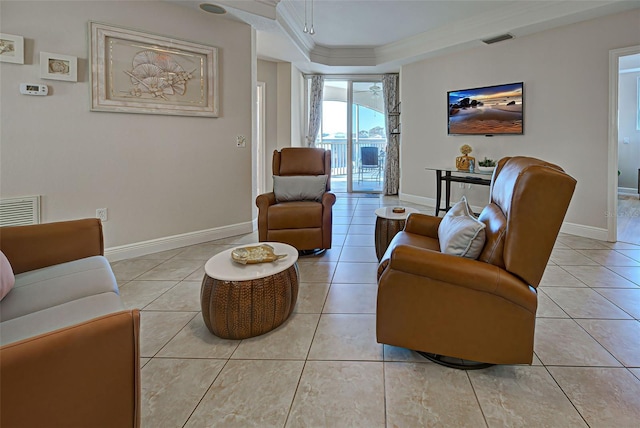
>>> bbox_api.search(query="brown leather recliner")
[377,157,576,366]
[256,148,336,252]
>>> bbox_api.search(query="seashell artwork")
[0,40,15,56]
[123,50,194,100]
[231,244,288,265]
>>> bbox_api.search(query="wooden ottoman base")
[201,264,299,339]
[375,217,407,261]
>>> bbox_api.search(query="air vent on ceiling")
[482,33,514,45]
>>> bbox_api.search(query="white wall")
[618,70,640,190]
[276,62,293,149]
[291,68,304,147]
[0,1,254,255]
[400,10,640,236]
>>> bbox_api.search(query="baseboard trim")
[105,221,255,262]
[399,193,435,208]
[618,187,639,195]
[400,192,610,241]
[560,222,609,241]
[398,193,486,216]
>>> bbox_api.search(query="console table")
[426,167,493,216]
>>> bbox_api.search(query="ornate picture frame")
[40,52,78,82]
[0,33,24,64]
[89,22,219,117]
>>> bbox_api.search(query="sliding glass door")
[314,78,387,193]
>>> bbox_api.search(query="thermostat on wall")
[20,83,48,96]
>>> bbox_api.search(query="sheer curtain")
[306,75,324,147]
[383,73,400,195]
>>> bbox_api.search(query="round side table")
[374,207,419,261]
[201,242,299,339]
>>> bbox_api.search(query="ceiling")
[174,0,640,73]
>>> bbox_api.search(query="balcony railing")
[316,138,387,177]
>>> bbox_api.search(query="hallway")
[618,194,640,245]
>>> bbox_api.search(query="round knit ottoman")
[201,243,299,339]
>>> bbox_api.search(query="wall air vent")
[0,196,41,227]
[482,34,514,45]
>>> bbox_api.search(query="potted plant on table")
[478,157,497,172]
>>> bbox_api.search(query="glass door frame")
[305,74,385,194]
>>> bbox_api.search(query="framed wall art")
[0,33,24,64]
[89,22,219,117]
[40,52,78,81]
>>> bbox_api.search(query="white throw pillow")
[0,250,15,301]
[438,196,486,259]
[273,175,328,202]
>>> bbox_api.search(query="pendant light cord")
[310,0,315,34]
[303,0,308,33]
[303,0,315,35]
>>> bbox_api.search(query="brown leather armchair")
[377,157,576,366]
[256,148,336,252]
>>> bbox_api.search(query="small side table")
[374,207,419,261]
[201,242,299,339]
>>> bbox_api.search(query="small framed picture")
[0,33,24,64]
[40,52,77,82]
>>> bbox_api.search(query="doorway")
[314,78,387,193]
[609,46,640,245]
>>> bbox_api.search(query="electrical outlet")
[236,135,246,148]
[96,208,108,222]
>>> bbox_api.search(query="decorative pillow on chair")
[0,250,15,301]
[438,196,486,259]
[273,175,328,202]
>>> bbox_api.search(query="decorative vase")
[456,154,475,171]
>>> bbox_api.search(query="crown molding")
[276,0,314,57]
[310,46,377,67]
[204,0,638,70]
[214,0,280,20]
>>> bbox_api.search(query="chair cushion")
[268,201,323,229]
[0,251,15,301]
[273,175,328,202]
[438,196,486,259]
[278,148,326,175]
[0,292,124,346]
[0,256,118,322]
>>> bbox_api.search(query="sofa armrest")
[385,245,536,311]
[404,213,441,239]
[0,309,140,428]
[0,218,104,274]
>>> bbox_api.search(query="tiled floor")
[111,194,640,428]
[618,194,640,246]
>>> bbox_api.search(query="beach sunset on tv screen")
[448,82,523,135]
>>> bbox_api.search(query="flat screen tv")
[448,82,523,135]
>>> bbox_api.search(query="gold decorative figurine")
[456,144,476,171]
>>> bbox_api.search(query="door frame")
[257,82,266,196]
[607,45,640,241]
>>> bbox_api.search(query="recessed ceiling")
[282,0,507,47]
[171,0,640,73]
